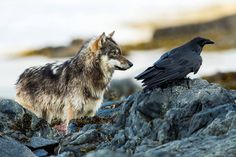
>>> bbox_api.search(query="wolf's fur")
[15,32,133,126]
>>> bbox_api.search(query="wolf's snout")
[114,58,133,71]
[121,59,133,70]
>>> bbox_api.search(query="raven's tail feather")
[135,66,156,80]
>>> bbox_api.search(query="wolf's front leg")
[54,104,76,134]
[65,104,77,132]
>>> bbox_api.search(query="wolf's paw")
[53,123,67,135]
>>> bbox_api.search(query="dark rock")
[0,99,60,140]
[0,99,25,119]
[67,120,79,134]
[96,101,123,118]
[2,78,236,157]
[33,149,48,157]
[68,116,113,134]
[26,137,58,150]
[68,129,100,145]
[0,99,62,157]
[59,129,102,156]
[58,78,236,156]
[230,90,236,100]
[143,131,236,157]
[0,137,36,157]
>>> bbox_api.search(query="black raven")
[135,37,214,90]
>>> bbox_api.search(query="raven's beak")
[205,39,215,45]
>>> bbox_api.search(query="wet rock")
[0,137,36,157]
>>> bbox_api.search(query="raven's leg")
[185,77,190,89]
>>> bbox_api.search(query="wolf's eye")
[111,49,119,55]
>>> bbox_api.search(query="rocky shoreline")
[1,78,236,157]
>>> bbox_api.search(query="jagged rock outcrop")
[0,99,61,156]
[1,78,236,157]
[60,79,236,156]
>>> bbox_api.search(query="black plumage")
[135,37,214,90]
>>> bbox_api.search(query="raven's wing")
[141,57,194,89]
[135,51,171,80]
[193,57,202,74]
[135,47,194,90]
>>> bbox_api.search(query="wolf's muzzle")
[128,60,133,67]
[115,59,133,71]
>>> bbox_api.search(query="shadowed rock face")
[1,79,236,157]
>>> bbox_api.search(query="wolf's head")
[89,32,133,71]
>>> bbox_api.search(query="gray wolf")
[135,37,214,90]
[15,32,133,128]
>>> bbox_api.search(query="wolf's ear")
[90,32,106,52]
[108,31,115,38]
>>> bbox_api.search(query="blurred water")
[1,49,236,99]
[1,0,235,56]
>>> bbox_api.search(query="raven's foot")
[184,77,191,89]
